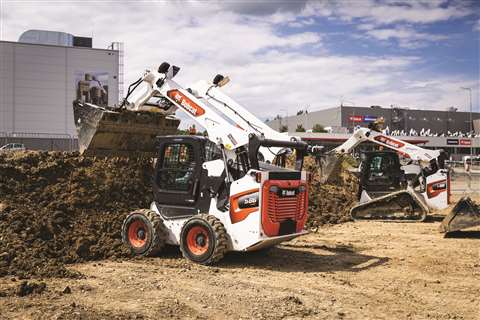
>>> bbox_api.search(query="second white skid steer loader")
[319,127,480,233]
[73,63,311,264]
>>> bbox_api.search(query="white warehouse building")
[0,30,122,150]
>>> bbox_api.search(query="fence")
[448,160,480,195]
[0,132,78,152]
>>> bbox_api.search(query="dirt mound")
[0,151,357,279]
[304,156,358,228]
[0,151,154,278]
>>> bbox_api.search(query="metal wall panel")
[0,41,119,137]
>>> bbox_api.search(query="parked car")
[0,143,26,153]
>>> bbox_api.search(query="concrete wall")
[267,107,342,131]
[0,40,119,138]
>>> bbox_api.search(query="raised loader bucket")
[439,197,480,233]
[73,101,179,157]
[318,153,343,184]
[350,189,429,222]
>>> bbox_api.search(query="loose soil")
[1,151,477,319]
[0,219,478,320]
[0,151,154,278]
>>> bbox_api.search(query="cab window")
[157,143,196,192]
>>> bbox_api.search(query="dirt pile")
[304,156,358,228]
[0,151,154,278]
[0,151,357,279]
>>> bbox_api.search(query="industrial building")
[267,105,480,135]
[266,105,480,159]
[0,30,122,150]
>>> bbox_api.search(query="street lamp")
[342,100,356,132]
[280,108,289,132]
[460,87,473,158]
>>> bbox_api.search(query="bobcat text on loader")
[73,62,310,264]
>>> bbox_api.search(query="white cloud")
[365,26,450,48]
[0,0,477,123]
[302,0,475,49]
[474,19,480,31]
[307,0,472,26]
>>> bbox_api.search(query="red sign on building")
[349,115,363,122]
[459,139,471,146]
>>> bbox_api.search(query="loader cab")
[153,136,220,219]
[359,151,405,199]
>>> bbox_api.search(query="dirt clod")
[16,280,46,296]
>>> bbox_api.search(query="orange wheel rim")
[186,226,209,255]
[128,220,147,248]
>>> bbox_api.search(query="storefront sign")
[363,116,377,122]
[349,115,363,122]
[446,139,459,145]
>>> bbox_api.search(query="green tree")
[295,124,306,132]
[312,124,327,133]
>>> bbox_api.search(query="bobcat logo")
[167,90,205,117]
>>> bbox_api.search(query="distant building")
[267,105,480,135]
[266,105,480,158]
[0,30,123,150]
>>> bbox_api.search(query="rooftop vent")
[18,30,92,48]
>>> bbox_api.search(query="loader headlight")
[213,74,230,87]
[158,62,170,74]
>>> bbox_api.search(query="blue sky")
[1,0,479,117]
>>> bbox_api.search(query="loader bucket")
[318,153,343,184]
[351,189,429,222]
[439,197,480,233]
[73,101,180,157]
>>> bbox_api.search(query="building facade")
[267,105,480,135]
[266,105,480,158]
[0,30,121,150]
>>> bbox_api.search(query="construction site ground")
[1,206,479,320]
[0,152,478,319]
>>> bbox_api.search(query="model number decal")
[238,193,259,209]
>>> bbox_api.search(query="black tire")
[122,209,166,256]
[180,214,228,265]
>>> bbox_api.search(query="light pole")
[342,100,356,132]
[280,108,289,132]
[460,87,473,158]
[304,106,309,131]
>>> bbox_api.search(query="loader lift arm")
[120,63,249,153]
[333,127,444,165]
[320,127,446,184]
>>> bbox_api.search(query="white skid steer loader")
[319,127,480,233]
[73,63,311,264]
